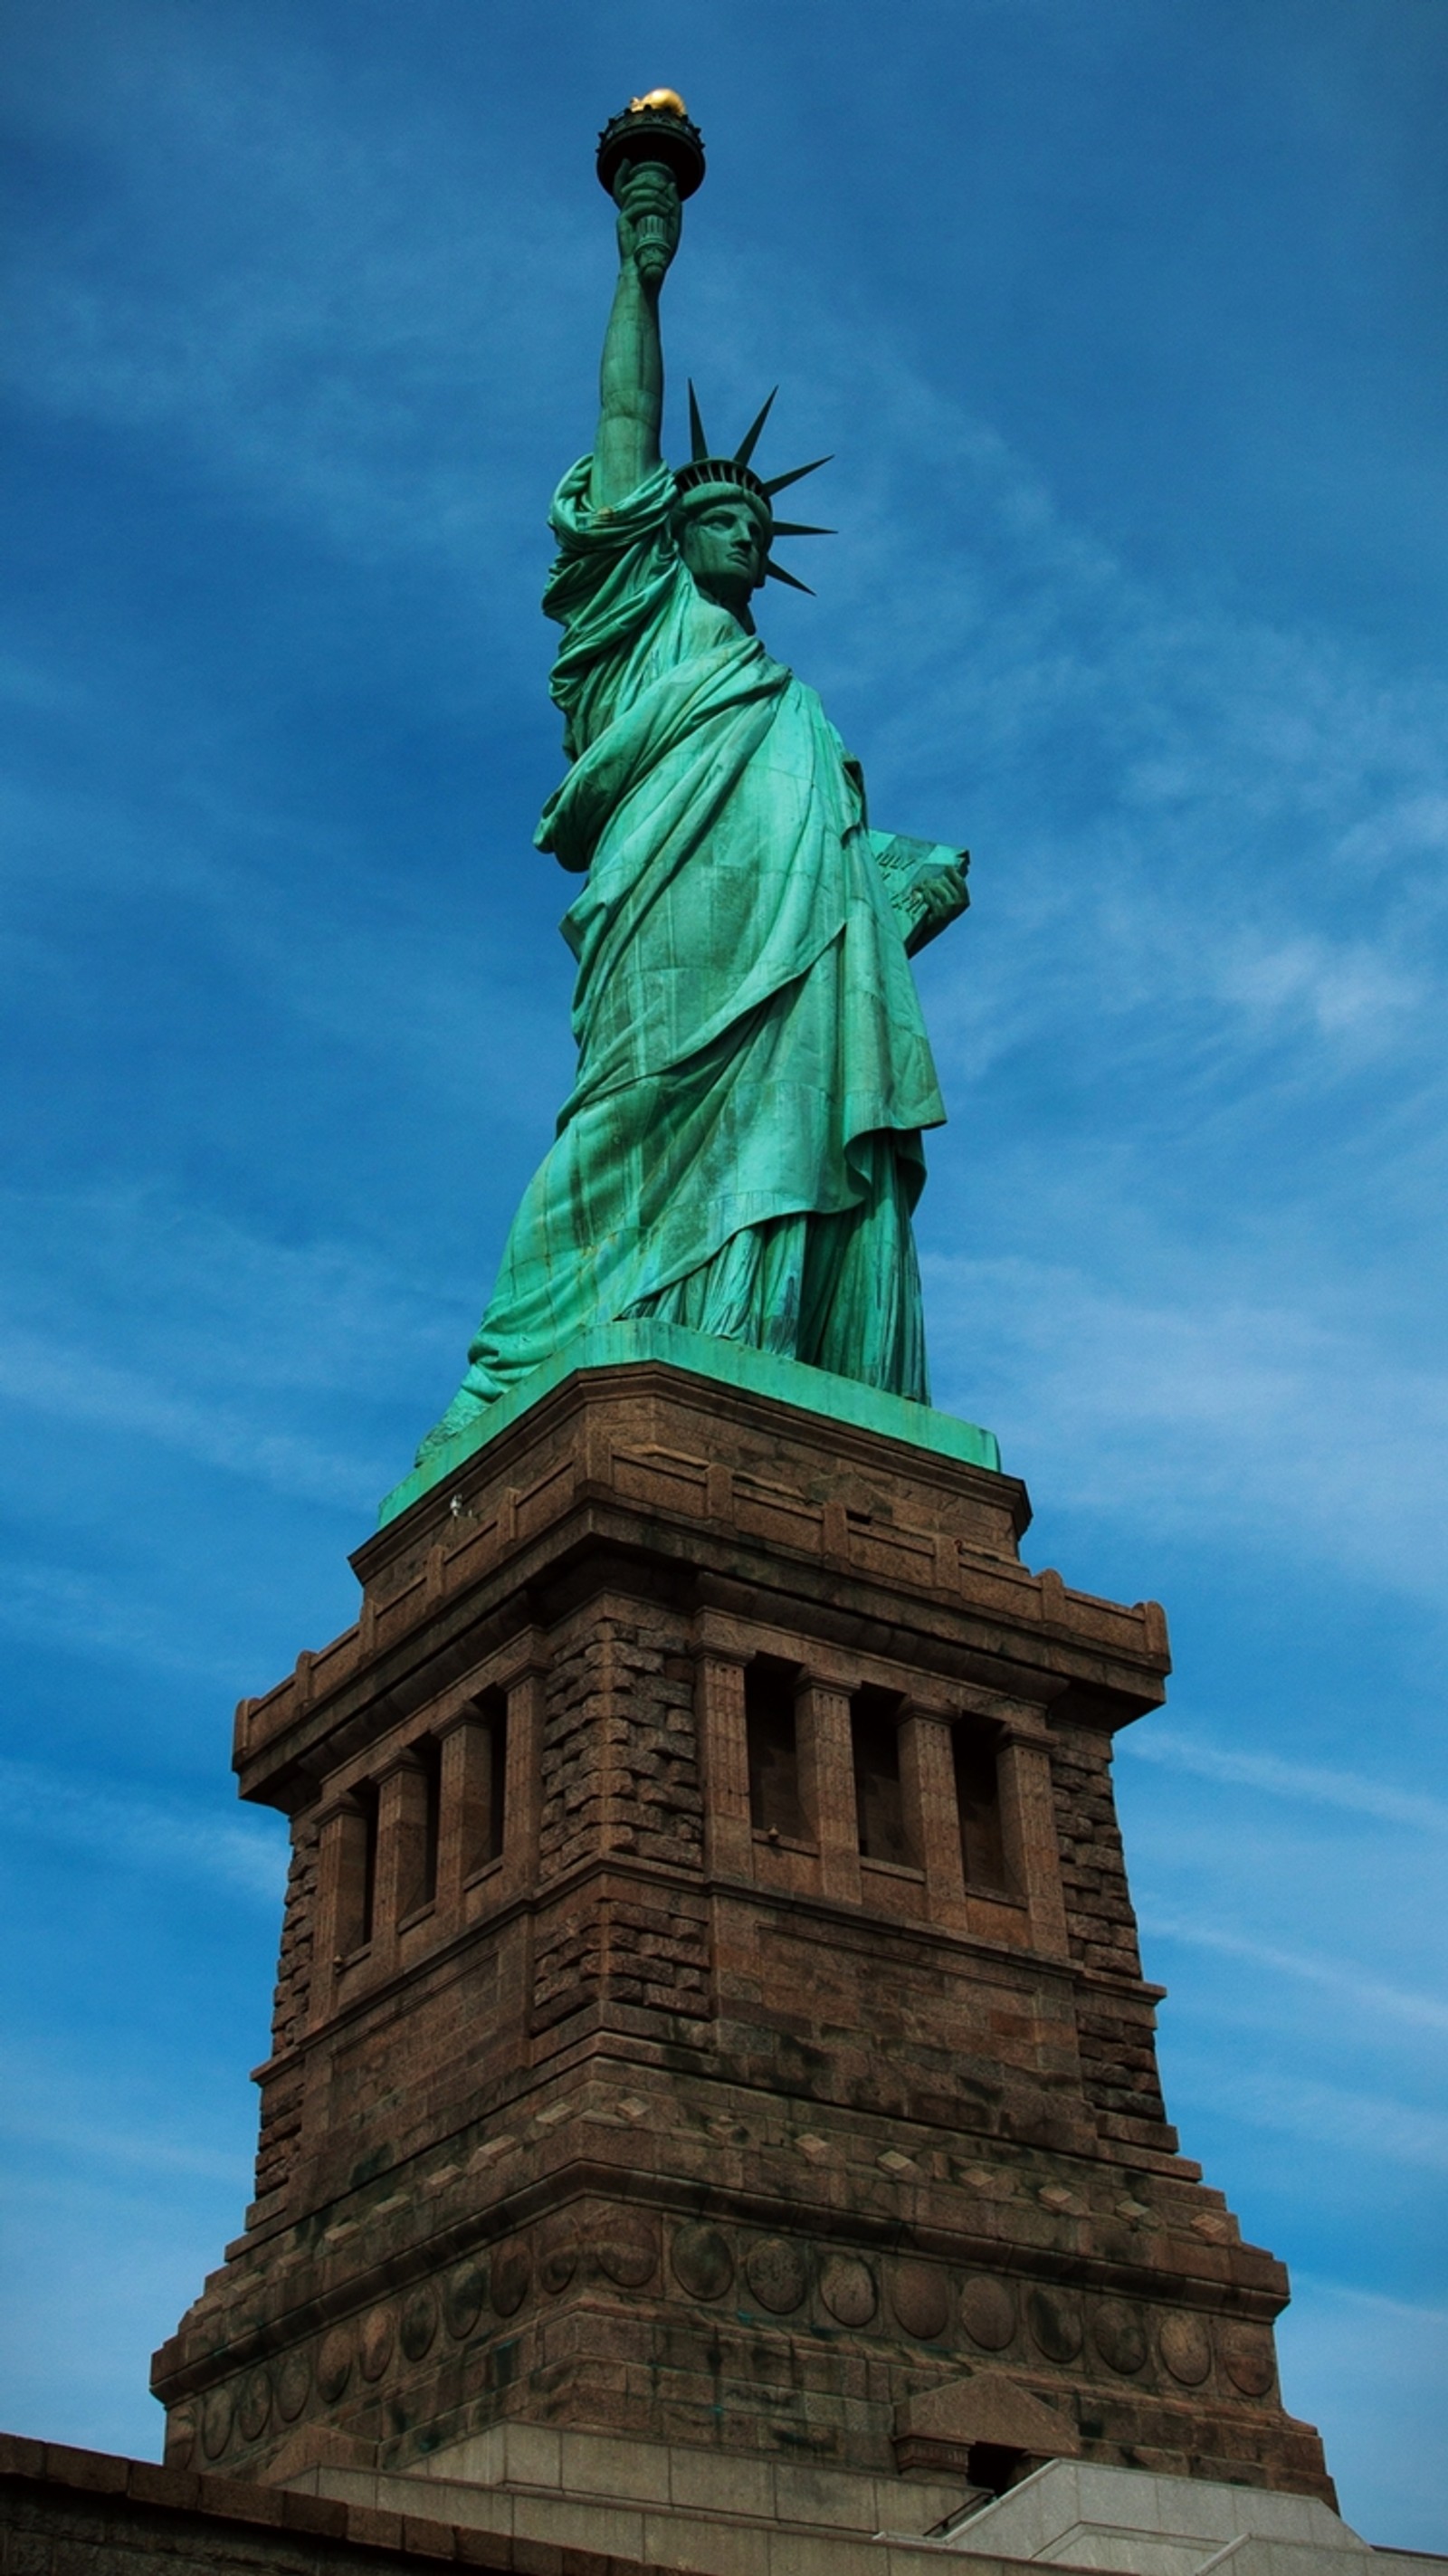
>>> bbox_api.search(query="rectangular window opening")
[954,1722,1009,1892]
[462,1689,509,1877]
[486,1693,508,1867]
[417,1735,443,1910]
[851,1688,913,1866]
[351,1779,380,1951]
[746,1657,804,1840]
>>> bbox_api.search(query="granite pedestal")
[153,1340,1331,2533]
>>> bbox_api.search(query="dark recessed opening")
[852,1687,912,1865]
[487,1694,508,1865]
[462,1688,509,1875]
[746,1657,803,1839]
[954,1721,1009,1892]
[966,2440,1025,2496]
[354,1779,380,1948]
[416,1735,443,1908]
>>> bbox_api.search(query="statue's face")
[676,491,769,616]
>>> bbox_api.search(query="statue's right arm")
[590,164,681,512]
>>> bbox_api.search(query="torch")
[596,90,706,284]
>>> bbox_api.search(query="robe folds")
[421,457,949,1455]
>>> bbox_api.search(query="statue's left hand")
[906,854,971,952]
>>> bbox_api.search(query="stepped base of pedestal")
[272,2447,1440,2576]
[5,2438,1442,2576]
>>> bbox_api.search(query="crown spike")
[687,380,710,464]
[762,454,833,497]
[734,387,778,466]
[765,558,814,595]
[769,520,834,539]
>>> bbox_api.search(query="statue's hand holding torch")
[614,160,681,293]
[597,91,704,297]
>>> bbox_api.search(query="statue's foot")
[415,1387,493,1466]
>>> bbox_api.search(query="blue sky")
[2,0,1445,2549]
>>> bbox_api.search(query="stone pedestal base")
[152,1347,1331,2514]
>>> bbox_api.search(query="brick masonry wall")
[538,1613,703,1878]
[532,1883,712,2042]
[1051,1725,1147,1980]
[253,1819,319,2204]
[1051,1722,1170,2136]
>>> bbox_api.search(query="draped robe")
[420,457,949,1455]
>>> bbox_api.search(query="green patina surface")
[380,1321,1001,1529]
[409,119,977,1489]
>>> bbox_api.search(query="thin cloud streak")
[0,1323,380,1507]
[1167,2058,1448,2175]
[0,1758,286,1900]
[0,2101,250,2190]
[1122,1727,1448,1836]
[1144,1915,1448,2037]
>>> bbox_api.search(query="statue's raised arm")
[591,161,681,510]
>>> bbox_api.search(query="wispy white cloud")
[0,1756,285,1900]
[0,5,588,596]
[0,1319,380,1506]
[924,1250,1448,1603]
[1167,2056,1448,2174]
[0,2089,251,2189]
[1143,1915,1448,2037]
[0,1560,243,1682]
[1121,1726,1448,1835]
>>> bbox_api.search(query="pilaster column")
[311,1790,370,2023]
[696,1651,752,1879]
[999,1732,1071,1958]
[437,1712,492,1920]
[899,1706,968,1925]
[797,1680,861,1903]
[372,1750,430,1971]
[500,1661,545,1900]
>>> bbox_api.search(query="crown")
[673,385,834,593]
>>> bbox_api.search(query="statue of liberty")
[420,99,969,1464]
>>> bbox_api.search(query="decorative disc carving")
[1221,2322,1276,2397]
[672,2224,734,2301]
[400,2286,439,2361]
[1159,2311,1213,2386]
[959,2275,1015,2351]
[236,2368,272,2442]
[889,2261,949,2342]
[443,2260,487,2340]
[595,2216,661,2288]
[200,2388,233,2462]
[744,2235,809,2314]
[358,2304,395,2381]
[316,2327,352,2401]
[491,2239,531,2317]
[538,2221,578,2295]
[275,2352,311,2422]
[819,2255,876,2327]
[1026,2285,1084,2363]
[1091,2300,1148,2376]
